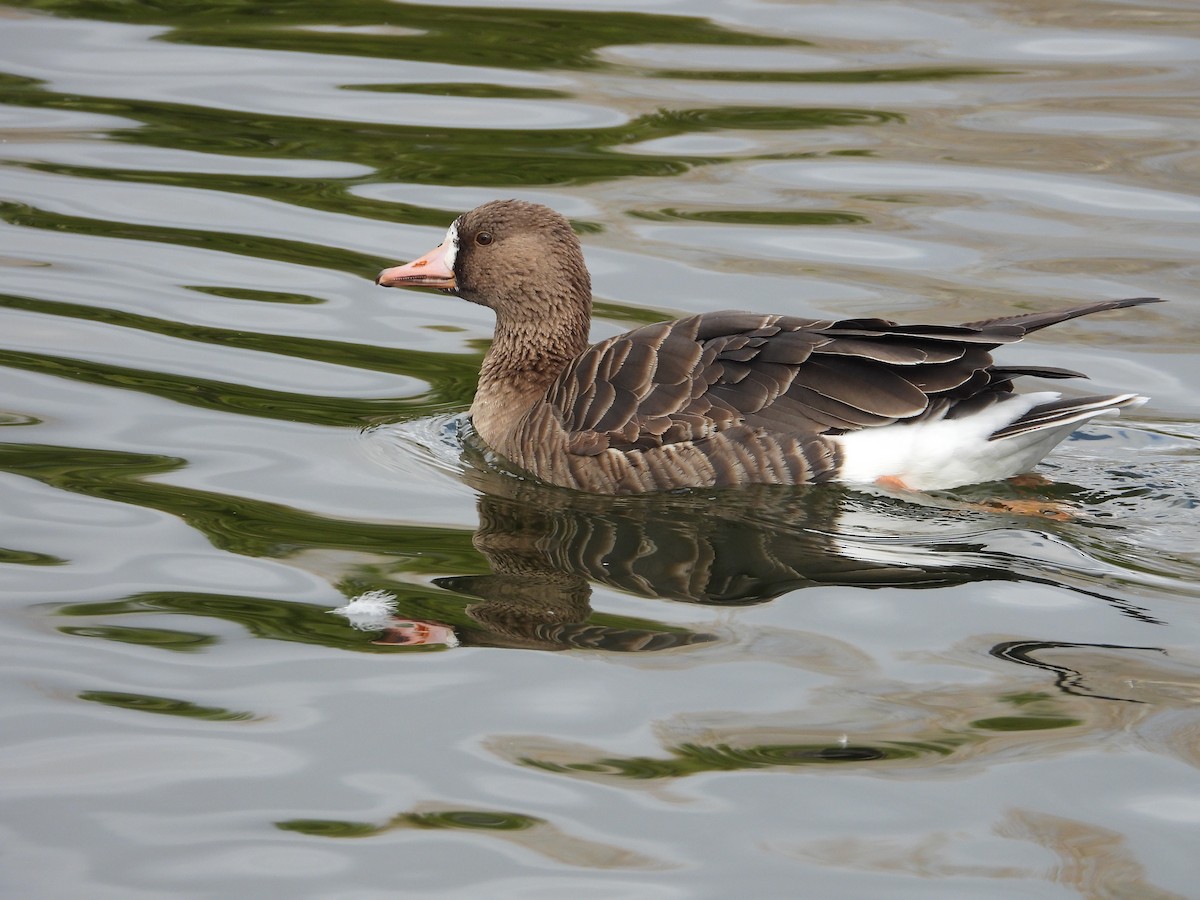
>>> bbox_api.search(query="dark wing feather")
[762,388,894,430]
[548,300,1155,456]
[890,345,993,393]
[649,316,703,384]
[792,358,928,418]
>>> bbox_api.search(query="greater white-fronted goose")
[377,200,1159,495]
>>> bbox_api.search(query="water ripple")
[0,0,1197,896]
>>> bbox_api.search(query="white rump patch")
[443,220,460,271]
[832,392,1137,491]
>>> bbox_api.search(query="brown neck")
[470,300,591,445]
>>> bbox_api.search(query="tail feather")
[989,393,1146,441]
[963,297,1162,332]
[988,365,1087,380]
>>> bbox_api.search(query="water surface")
[1,1,1199,897]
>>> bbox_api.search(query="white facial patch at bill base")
[443,219,461,271]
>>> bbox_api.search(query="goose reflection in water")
[366,443,1156,652]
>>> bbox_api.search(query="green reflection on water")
[189,286,325,305]
[971,715,1083,731]
[508,687,1105,780]
[56,583,700,656]
[650,106,902,132]
[0,346,434,427]
[0,442,474,560]
[58,624,216,651]
[7,91,900,197]
[0,201,391,275]
[0,0,1002,238]
[1,67,905,213]
[275,805,668,868]
[78,690,258,720]
[0,291,481,425]
[650,66,1007,83]
[0,411,42,426]
[7,0,1006,88]
[350,83,573,100]
[9,0,796,69]
[630,208,869,226]
[278,808,541,838]
[522,739,956,779]
[0,547,66,565]
[59,591,444,654]
[4,442,709,652]
[276,819,381,838]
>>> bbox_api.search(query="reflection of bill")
[374,619,461,648]
[329,591,462,647]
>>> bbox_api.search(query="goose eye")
[475,232,494,246]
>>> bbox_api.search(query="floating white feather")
[329,589,399,631]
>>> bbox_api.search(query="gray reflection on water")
[355,419,1179,653]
